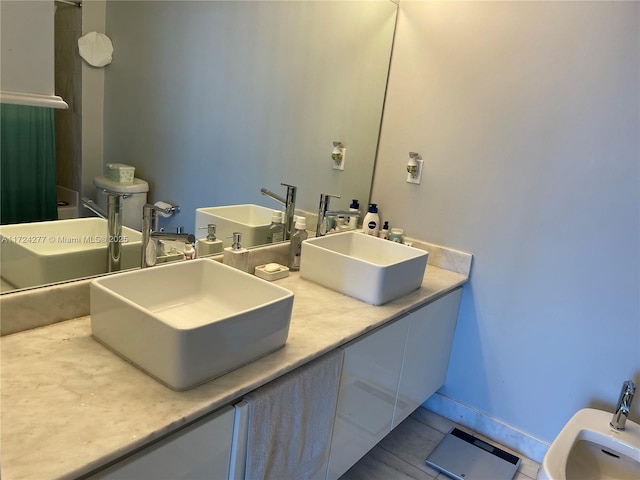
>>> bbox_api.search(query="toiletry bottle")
[223,232,250,272]
[379,221,390,240]
[389,228,404,243]
[183,242,196,260]
[266,211,285,243]
[289,216,308,271]
[348,199,360,230]
[362,203,380,236]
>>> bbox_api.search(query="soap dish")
[254,263,289,281]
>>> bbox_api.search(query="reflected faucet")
[81,192,129,273]
[316,193,360,237]
[141,203,195,268]
[610,380,636,430]
[260,183,297,240]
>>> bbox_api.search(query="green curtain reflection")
[0,103,58,224]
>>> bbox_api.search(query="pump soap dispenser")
[197,224,224,256]
[223,232,250,272]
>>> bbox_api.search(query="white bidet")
[537,408,640,480]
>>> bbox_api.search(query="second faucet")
[260,183,297,240]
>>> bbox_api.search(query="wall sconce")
[332,142,346,171]
[406,152,423,184]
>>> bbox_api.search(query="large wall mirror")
[0,0,397,293]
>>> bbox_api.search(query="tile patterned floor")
[340,408,540,480]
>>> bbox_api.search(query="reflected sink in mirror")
[90,258,294,390]
[300,232,428,306]
[195,204,279,248]
[0,218,142,290]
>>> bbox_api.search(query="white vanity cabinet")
[393,287,463,428]
[89,405,235,480]
[326,315,411,480]
[326,287,463,480]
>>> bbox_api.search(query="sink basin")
[195,204,278,248]
[300,231,428,305]
[90,259,294,390]
[0,218,142,289]
[538,408,640,480]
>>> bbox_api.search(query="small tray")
[254,263,289,281]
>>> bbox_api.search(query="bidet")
[537,408,640,480]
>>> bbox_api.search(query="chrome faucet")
[610,380,636,430]
[141,203,195,268]
[81,192,129,273]
[316,193,360,237]
[260,183,297,240]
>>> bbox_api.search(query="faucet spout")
[260,183,297,240]
[80,197,107,219]
[150,231,196,243]
[610,380,636,430]
[260,188,286,205]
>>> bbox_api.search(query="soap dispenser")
[223,232,250,272]
[197,224,224,256]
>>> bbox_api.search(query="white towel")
[244,349,344,480]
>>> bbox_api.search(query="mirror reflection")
[0,0,397,293]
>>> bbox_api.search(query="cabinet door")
[326,316,410,480]
[393,288,463,428]
[90,405,235,480]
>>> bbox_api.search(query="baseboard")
[423,392,549,463]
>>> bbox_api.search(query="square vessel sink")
[195,204,277,248]
[300,231,428,305]
[0,218,142,289]
[91,259,294,390]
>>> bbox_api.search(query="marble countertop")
[1,265,468,480]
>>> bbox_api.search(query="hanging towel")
[244,349,344,480]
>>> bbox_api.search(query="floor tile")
[341,445,436,480]
[409,408,455,435]
[339,408,541,480]
[376,417,445,477]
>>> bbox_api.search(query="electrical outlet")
[333,147,346,171]
[406,159,423,184]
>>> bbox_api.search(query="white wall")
[0,0,54,96]
[372,1,640,443]
[81,0,107,198]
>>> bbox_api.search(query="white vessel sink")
[90,259,294,390]
[300,231,428,305]
[539,408,640,480]
[0,218,142,289]
[195,204,277,248]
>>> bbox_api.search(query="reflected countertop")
[1,264,468,480]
